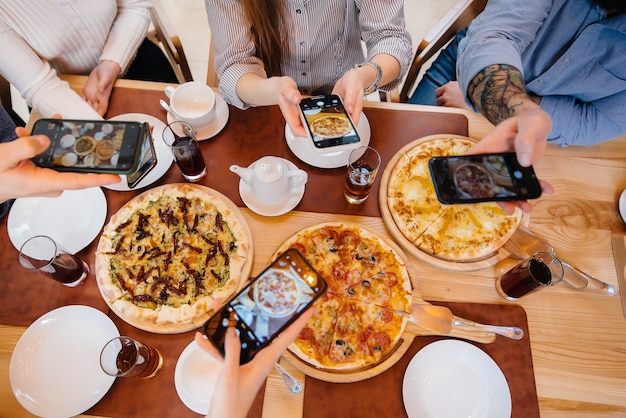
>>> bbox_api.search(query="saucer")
[174,340,222,414]
[106,113,174,191]
[238,159,305,216]
[619,188,626,224]
[285,112,371,169]
[167,92,229,141]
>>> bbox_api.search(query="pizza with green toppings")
[96,184,251,330]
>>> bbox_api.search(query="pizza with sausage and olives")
[272,222,413,371]
[95,184,251,331]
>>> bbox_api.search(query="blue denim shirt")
[457,0,626,146]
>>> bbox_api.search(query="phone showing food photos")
[31,118,146,174]
[126,123,158,188]
[429,152,542,204]
[202,248,327,364]
[299,94,363,153]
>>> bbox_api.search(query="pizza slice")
[291,291,344,367]
[327,301,377,368]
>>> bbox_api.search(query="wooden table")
[1,76,626,417]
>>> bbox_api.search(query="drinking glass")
[344,146,381,204]
[100,336,163,379]
[162,120,207,182]
[18,235,89,287]
[496,251,564,300]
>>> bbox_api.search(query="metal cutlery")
[274,361,303,395]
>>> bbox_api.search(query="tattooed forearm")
[468,64,533,125]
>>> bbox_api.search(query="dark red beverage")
[498,257,552,300]
[115,342,163,378]
[172,136,207,181]
[344,163,376,204]
[48,252,88,285]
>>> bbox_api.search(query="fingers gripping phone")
[31,118,146,174]
[429,153,542,204]
[202,248,327,364]
[299,94,363,153]
[126,123,158,188]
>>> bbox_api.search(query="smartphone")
[31,118,146,174]
[202,248,327,364]
[126,123,158,188]
[299,94,362,152]
[429,152,542,204]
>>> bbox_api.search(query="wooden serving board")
[378,134,527,271]
[96,184,254,334]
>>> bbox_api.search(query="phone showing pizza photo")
[299,94,363,153]
[202,248,327,365]
[31,118,146,174]
[126,123,158,189]
[429,152,542,204]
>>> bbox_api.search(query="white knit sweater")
[0,0,151,119]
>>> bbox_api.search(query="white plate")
[285,113,371,169]
[10,305,119,418]
[402,340,511,418]
[238,158,305,216]
[8,187,107,254]
[174,340,222,414]
[167,93,229,141]
[619,188,626,224]
[105,113,174,191]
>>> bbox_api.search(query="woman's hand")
[82,60,122,116]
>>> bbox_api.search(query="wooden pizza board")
[378,134,528,272]
[96,184,254,334]
[270,221,495,383]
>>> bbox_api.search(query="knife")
[611,235,626,318]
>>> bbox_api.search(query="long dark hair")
[241,0,287,76]
[595,0,626,16]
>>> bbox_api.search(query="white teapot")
[230,156,308,203]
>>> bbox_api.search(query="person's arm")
[82,0,151,116]
[0,128,120,204]
[194,307,315,418]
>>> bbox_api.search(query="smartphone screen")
[31,118,145,174]
[202,248,327,364]
[429,153,542,204]
[127,123,158,188]
[299,94,361,150]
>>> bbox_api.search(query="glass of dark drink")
[344,146,381,204]
[18,235,89,287]
[100,336,163,379]
[163,120,207,182]
[496,251,564,300]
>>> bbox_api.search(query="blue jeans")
[408,29,467,105]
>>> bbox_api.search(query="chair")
[396,0,487,103]
[0,76,25,126]
[206,39,219,87]
[148,0,194,83]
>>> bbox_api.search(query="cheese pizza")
[96,184,251,330]
[273,222,413,371]
[386,137,521,261]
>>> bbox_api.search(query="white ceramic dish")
[402,339,511,418]
[285,113,371,169]
[10,305,119,418]
[8,187,107,254]
[238,158,305,216]
[619,188,626,224]
[105,113,174,191]
[167,92,229,141]
[174,340,222,414]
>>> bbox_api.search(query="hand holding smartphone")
[299,94,363,153]
[429,153,542,204]
[202,249,327,364]
[31,118,147,174]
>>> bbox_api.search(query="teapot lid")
[253,156,285,183]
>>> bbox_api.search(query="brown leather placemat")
[301,301,539,418]
[105,88,469,218]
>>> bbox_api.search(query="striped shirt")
[205,0,412,109]
[0,0,151,119]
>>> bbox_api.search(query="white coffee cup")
[164,82,216,129]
